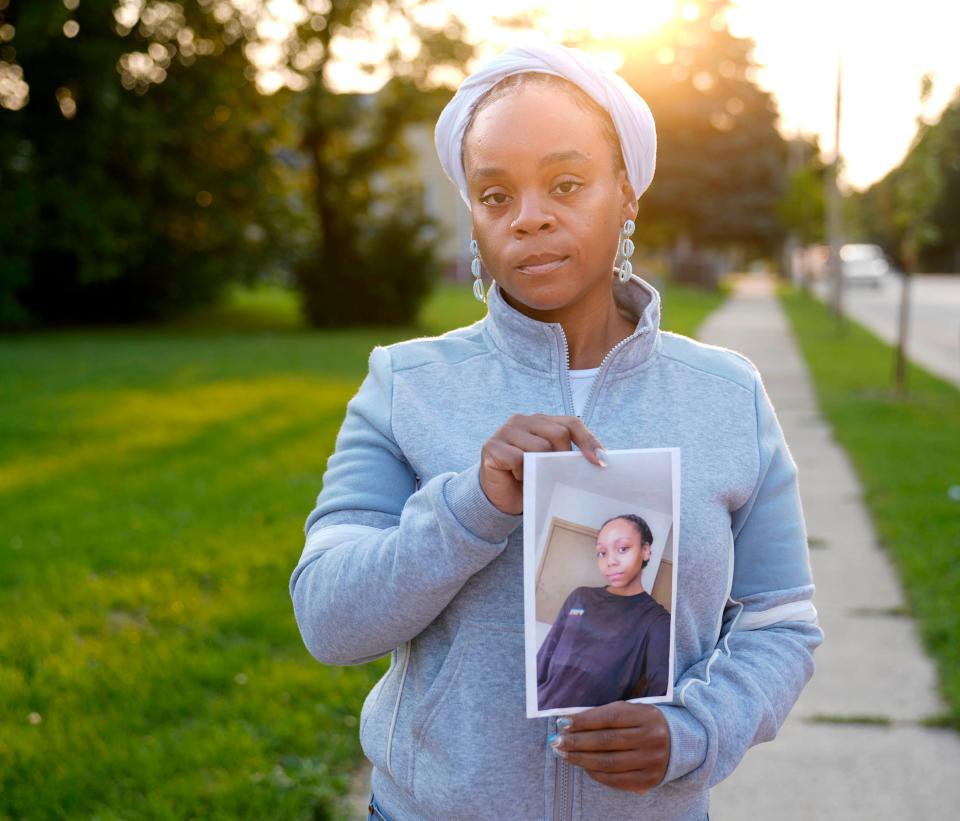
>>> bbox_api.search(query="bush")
[295,191,441,327]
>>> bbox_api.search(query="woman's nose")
[510,192,555,236]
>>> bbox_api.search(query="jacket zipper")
[552,323,650,820]
[557,328,577,416]
[554,753,573,821]
[385,640,411,779]
[557,325,651,421]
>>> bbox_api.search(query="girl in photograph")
[290,42,821,821]
[537,514,671,711]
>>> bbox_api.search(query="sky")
[440,0,960,191]
[725,0,960,191]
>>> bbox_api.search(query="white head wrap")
[435,43,657,210]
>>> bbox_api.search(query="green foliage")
[296,188,441,327]
[290,48,471,326]
[776,156,827,245]
[293,75,465,328]
[852,85,960,271]
[611,0,788,256]
[0,1,299,327]
[781,286,960,729]
[883,75,944,273]
[0,2,473,330]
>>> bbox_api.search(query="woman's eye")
[554,180,582,195]
[479,191,509,206]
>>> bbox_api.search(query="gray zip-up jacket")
[290,277,822,820]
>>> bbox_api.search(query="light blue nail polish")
[556,717,573,732]
[596,448,608,468]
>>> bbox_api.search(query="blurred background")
[1,1,958,819]
[2,0,958,329]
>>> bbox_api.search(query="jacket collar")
[482,276,662,375]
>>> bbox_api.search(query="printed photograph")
[523,448,680,718]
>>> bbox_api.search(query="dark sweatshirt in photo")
[537,585,671,710]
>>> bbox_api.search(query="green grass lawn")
[780,287,960,729]
[0,280,724,820]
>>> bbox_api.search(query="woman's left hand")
[549,701,671,794]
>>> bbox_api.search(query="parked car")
[840,243,892,288]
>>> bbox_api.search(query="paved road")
[812,274,960,387]
[705,274,960,821]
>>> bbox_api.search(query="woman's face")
[595,518,651,589]
[462,83,637,316]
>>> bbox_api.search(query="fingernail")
[556,717,573,732]
[595,448,608,468]
[547,734,566,757]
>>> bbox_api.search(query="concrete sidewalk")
[704,274,960,820]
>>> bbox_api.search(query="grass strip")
[807,714,893,727]
[780,286,960,730]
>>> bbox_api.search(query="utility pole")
[826,53,845,333]
[782,128,804,289]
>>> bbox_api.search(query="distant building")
[273,91,473,282]
[405,123,473,280]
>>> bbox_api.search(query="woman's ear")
[618,172,639,224]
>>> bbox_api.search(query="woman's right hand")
[479,413,607,515]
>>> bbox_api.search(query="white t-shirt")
[569,367,600,417]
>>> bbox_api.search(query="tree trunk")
[893,268,912,396]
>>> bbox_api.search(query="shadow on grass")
[0,381,385,818]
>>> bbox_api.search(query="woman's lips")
[606,572,625,582]
[516,256,568,275]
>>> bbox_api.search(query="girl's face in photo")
[595,518,651,589]
[461,82,636,317]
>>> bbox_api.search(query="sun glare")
[543,0,681,40]
[243,0,960,189]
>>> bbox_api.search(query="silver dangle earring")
[469,239,486,303]
[614,219,636,284]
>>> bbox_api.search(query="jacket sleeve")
[655,366,823,789]
[289,345,522,666]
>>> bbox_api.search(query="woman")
[537,514,672,711]
[290,43,821,821]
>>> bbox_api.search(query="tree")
[165,0,475,327]
[776,135,827,246]
[891,74,944,394]
[294,79,454,325]
[925,93,960,272]
[851,85,960,274]
[0,1,297,326]
[845,76,959,393]
[1,1,472,328]
[610,0,789,267]
[226,0,473,326]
